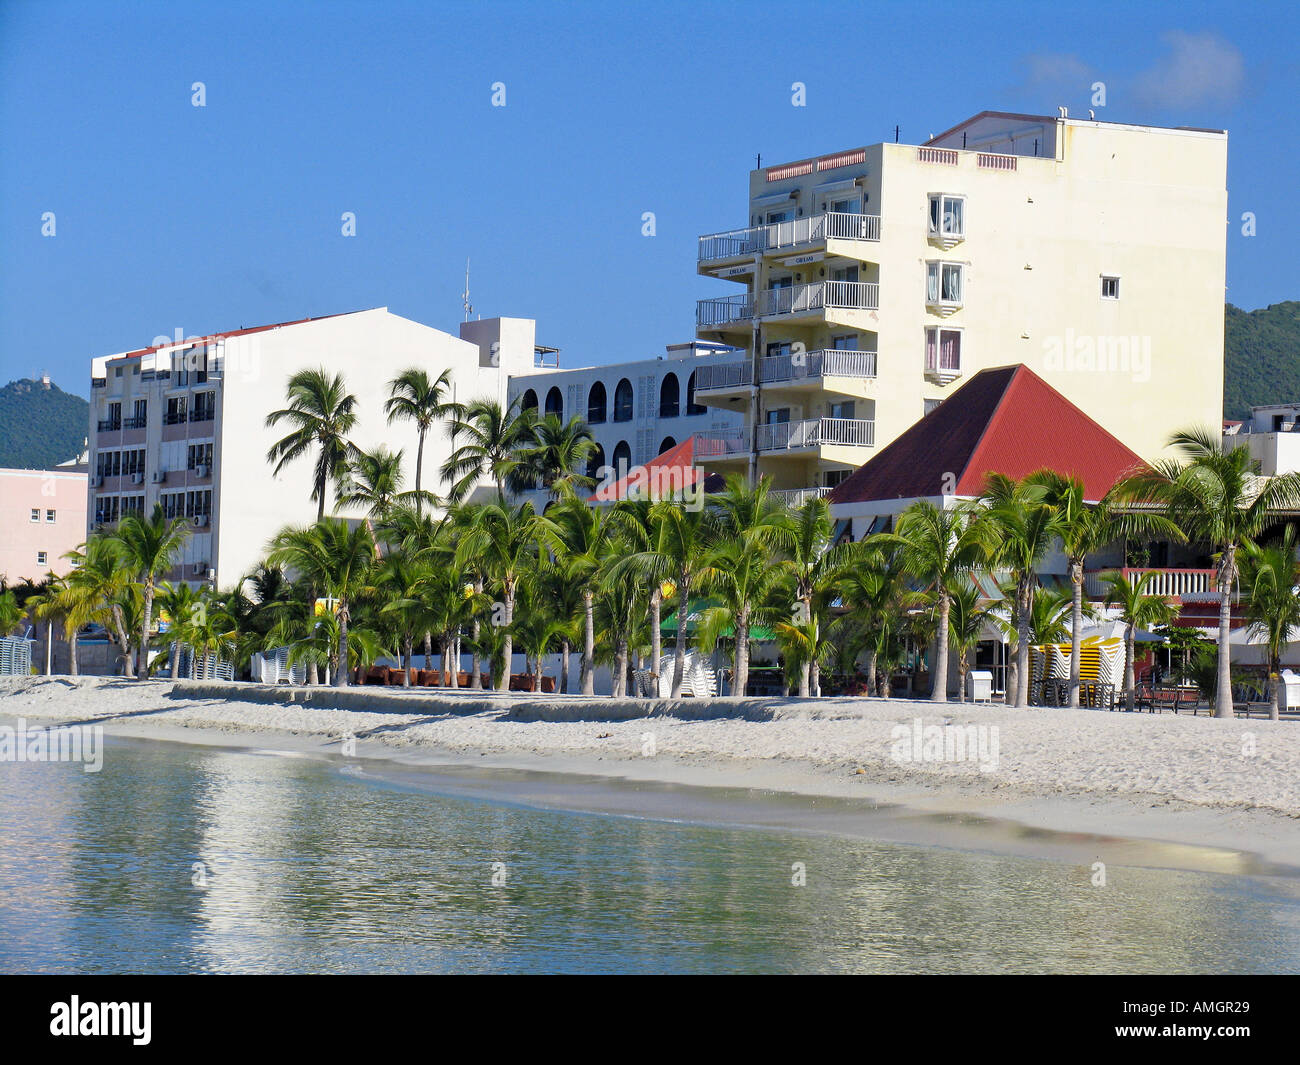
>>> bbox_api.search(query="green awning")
[660,598,775,640]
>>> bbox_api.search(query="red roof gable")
[108,309,372,361]
[590,437,704,503]
[828,364,1145,506]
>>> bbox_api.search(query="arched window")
[658,374,680,418]
[613,378,634,422]
[658,436,677,455]
[685,372,706,415]
[521,389,538,412]
[612,440,632,478]
[545,387,563,417]
[586,442,606,482]
[587,381,607,424]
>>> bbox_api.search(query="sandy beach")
[3,674,1299,871]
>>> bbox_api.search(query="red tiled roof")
[828,364,1145,506]
[589,437,705,503]
[108,309,374,361]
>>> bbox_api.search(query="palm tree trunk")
[414,429,425,513]
[1215,546,1235,718]
[581,590,595,696]
[316,471,327,524]
[1125,627,1136,711]
[403,638,412,686]
[1015,579,1032,707]
[734,618,750,699]
[68,626,79,677]
[613,636,629,698]
[811,658,821,698]
[670,574,689,698]
[1069,561,1084,708]
[137,581,155,680]
[308,659,319,686]
[336,606,350,686]
[866,647,878,698]
[1270,652,1280,721]
[930,589,950,702]
[650,587,662,683]
[470,610,482,689]
[423,631,433,670]
[958,651,968,703]
[798,658,810,698]
[560,638,570,695]
[495,590,513,693]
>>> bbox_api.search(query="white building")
[1226,403,1300,476]
[88,308,550,585]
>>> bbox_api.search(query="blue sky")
[2,0,1296,394]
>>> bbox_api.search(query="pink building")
[0,465,88,584]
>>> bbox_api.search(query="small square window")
[46,509,56,522]
[1101,276,1120,300]
[37,551,47,566]
[30,508,40,522]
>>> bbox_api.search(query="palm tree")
[64,538,136,676]
[1126,428,1300,717]
[336,446,429,519]
[266,368,359,522]
[441,397,538,503]
[0,589,22,635]
[109,504,192,679]
[778,497,848,697]
[158,580,202,678]
[179,590,240,679]
[833,540,911,697]
[267,519,377,686]
[975,474,1064,707]
[552,491,612,696]
[384,367,457,511]
[946,578,993,704]
[882,500,988,702]
[1031,471,1185,707]
[609,500,718,698]
[698,475,788,698]
[608,498,667,690]
[453,501,557,692]
[518,413,598,497]
[1102,570,1177,710]
[1241,523,1300,720]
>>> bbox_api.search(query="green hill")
[0,378,89,469]
[1224,301,1300,421]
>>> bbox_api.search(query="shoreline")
[3,675,1299,874]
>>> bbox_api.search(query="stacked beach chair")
[0,636,33,676]
[1028,637,1122,707]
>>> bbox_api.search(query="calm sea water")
[1,734,1298,974]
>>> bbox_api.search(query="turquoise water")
[1,735,1298,974]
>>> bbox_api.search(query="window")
[611,440,632,478]
[1101,275,1120,300]
[685,372,706,416]
[766,342,792,358]
[830,197,860,215]
[521,389,538,412]
[587,381,607,424]
[613,378,634,422]
[45,509,56,523]
[29,508,39,522]
[925,261,964,308]
[925,327,963,378]
[829,401,856,420]
[766,208,794,224]
[658,374,680,418]
[832,265,859,283]
[188,443,214,471]
[129,398,148,428]
[824,469,851,488]
[831,334,859,350]
[165,397,188,425]
[927,194,966,241]
[766,408,790,425]
[37,551,47,566]
[191,392,216,422]
[658,436,677,454]
[544,387,563,417]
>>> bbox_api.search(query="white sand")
[3,675,1298,869]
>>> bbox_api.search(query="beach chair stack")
[0,636,33,676]
[1026,637,1123,706]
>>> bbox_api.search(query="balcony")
[696,294,754,329]
[698,212,882,265]
[770,486,833,507]
[760,349,877,385]
[758,280,878,317]
[1083,568,1220,600]
[96,419,121,432]
[690,428,749,461]
[756,417,875,452]
[189,409,215,423]
[123,415,147,430]
[694,361,752,392]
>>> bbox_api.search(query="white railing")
[918,147,958,165]
[977,152,1018,171]
[756,417,875,452]
[696,294,755,328]
[1083,568,1219,599]
[758,280,879,316]
[760,349,878,384]
[695,361,753,391]
[770,486,833,507]
[698,212,881,262]
[691,429,749,459]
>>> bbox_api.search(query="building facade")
[0,464,88,583]
[691,109,1228,495]
[88,309,548,586]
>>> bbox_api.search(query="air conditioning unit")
[194,514,209,528]
[193,561,208,575]
[131,472,144,485]
[151,469,166,484]
[91,475,103,488]
[196,463,210,478]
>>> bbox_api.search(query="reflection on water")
[1,736,1298,974]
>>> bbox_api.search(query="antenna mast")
[462,258,473,322]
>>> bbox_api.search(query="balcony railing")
[770,486,833,507]
[760,349,878,384]
[756,417,875,452]
[96,419,121,432]
[696,294,755,328]
[1082,568,1219,599]
[758,280,879,316]
[695,361,753,391]
[691,428,749,460]
[189,409,215,423]
[123,415,147,429]
[163,411,188,426]
[698,212,882,263]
